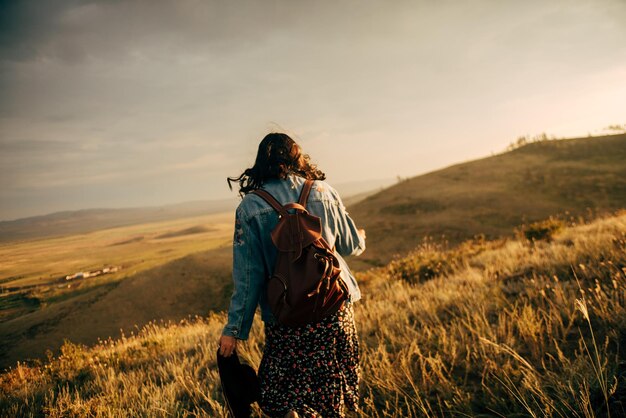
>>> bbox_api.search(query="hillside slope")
[349,133,626,266]
[0,246,232,369]
[2,212,624,417]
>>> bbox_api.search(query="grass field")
[1,211,624,417]
[0,212,235,369]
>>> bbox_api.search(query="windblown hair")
[227,133,326,196]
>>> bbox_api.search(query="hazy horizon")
[0,175,396,222]
[1,0,625,221]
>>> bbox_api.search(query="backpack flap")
[271,211,322,261]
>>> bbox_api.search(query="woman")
[219,133,366,418]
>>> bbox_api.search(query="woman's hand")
[219,335,237,357]
[358,229,366,240]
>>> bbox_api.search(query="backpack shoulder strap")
[251,189,288,216]
[298,179,314,208]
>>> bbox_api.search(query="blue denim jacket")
[222,174,365,340]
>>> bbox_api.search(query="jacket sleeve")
[222,205,265,340]
[329,186,366,257]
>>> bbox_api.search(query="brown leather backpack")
[252,179,349,327]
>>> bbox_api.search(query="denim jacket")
[222,174,365,340]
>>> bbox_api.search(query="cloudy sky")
[1,0,625,220]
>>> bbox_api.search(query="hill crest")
[348,133,626,267]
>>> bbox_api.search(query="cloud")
[0,0,323,65]
[1,0,626,220]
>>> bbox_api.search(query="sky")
[1,0,625,221]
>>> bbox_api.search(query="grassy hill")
[1,211,624,417]
[348,133,626,267]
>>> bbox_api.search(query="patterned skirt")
[258,301,360,418]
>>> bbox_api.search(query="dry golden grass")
[1,212,625,417]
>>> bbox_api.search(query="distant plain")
[0,212,234,368]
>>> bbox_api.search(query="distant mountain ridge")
[0,178,394,244]
[348,133,626,267]
[0,199,238,243]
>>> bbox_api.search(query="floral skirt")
[258,301,360,418]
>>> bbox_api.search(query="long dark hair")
[227,133,326,196]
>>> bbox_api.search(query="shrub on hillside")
[519,217,565,243]
[387,239,454,284]
[387,235,501,285]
